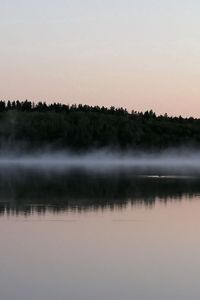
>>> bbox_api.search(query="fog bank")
[0,150,200,173]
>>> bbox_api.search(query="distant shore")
[0,100,199,151]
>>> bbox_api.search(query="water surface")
[1,169,200,300]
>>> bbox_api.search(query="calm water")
[1,169,200,300]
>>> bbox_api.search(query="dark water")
[1,169,200,300]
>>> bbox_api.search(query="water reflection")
[0,169,199,216]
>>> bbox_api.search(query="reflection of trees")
[0,170,199,216]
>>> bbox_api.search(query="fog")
[0,150,200,174]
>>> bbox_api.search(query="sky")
[0,0,200,117]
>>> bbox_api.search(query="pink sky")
[1,0,200,117]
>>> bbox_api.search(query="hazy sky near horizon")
[0,0,200,116]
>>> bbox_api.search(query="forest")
[0,100,199,151]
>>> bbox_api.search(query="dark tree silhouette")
[0,99,199,151]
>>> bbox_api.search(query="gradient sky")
[1,0,200,116]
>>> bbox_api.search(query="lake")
[1,168,200,300]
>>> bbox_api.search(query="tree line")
[0,100,199,150]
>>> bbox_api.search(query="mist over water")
[0,149,200,174]
[1,151,200,300]
[1,148,200,215]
